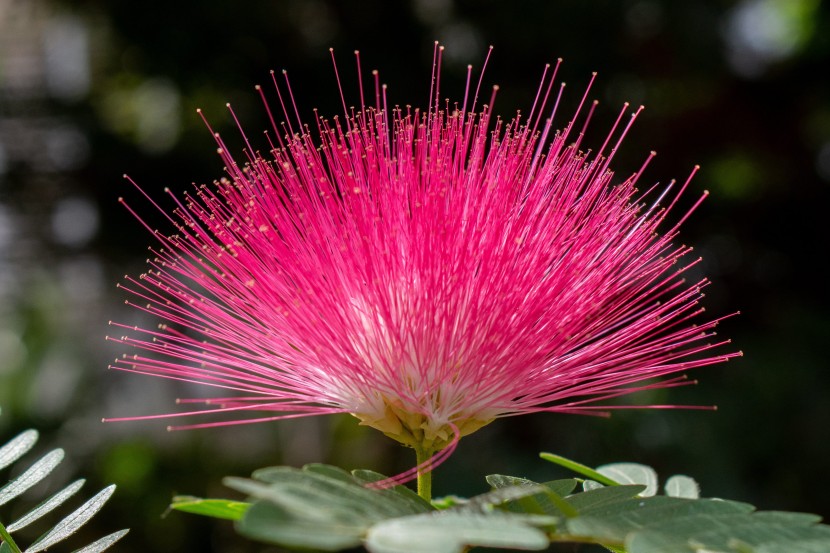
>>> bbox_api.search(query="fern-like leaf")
[7,480,86,532]
[26,486,117,553]
[0,450,64,507]
[0,432,38,471]
[70,530,130,553]
[0,408,128,552]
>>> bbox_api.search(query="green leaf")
[350,469,434,513]
[751,538,830,553]
[431,496,465,510]
[0,449,64,507]
[236,500,364,551]
[7,480,86,531]
[303,463,356,483]
[543,479,579,497]
[0,430,39,471]
[462,483,552,512]
[566,485,646,513]
[486,475,578,518]
[664,475,699,499]
[70,529,129,553]
[625,512,830,553]
[225,464,433,550]
[750,511,823,525]
[236,465,431,518]
[170,497,251,521]
[565,496,753,542]
[587,464,658,496]
[487,475,578,498]
[26,485,116,553]
[365,512,550,553]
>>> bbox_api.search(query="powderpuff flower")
[107,47,739,482]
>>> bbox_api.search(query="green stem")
[415,446,434,502]
[539,452,621,487]
[0,521,22,553]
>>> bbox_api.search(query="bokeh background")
[1,0,828,551]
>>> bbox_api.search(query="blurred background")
[0,0,828,551]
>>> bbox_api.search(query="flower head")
[108,47,739,478]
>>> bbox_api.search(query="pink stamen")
[110,50,739,489]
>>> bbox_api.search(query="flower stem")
[0,521,22,553]
[415,446,434,502]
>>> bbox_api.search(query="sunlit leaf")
[170,497,250,521]
[25,485,116,553]
[589,464,658,497]
[70,529,129,553]
[664,475,699,499]
[8,480,86,531]
[0,449,64,507]
[0,430,39,471]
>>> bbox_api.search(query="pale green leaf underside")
[589,463,659,497]
[664,475,700,499]
[0,430,39,471]
[70,529,129,553]
[25,485,116,553]
[0,449,64,507]
[7,479,86,532]
[0,411,125,553]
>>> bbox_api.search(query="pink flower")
[108,47,739,478]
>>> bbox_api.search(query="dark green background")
[0,0,828,551]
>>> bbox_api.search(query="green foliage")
[0,410,127,553]
[174,453,830,553]
[169,498,250,521]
